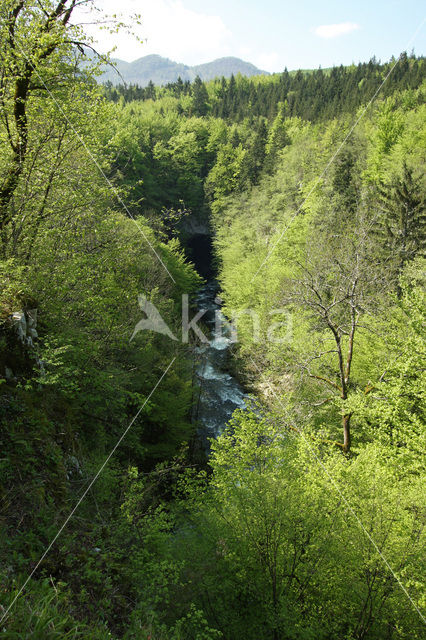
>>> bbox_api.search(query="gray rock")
[27,309,37,328]
[11,311,26,342]
[5,366,13,380]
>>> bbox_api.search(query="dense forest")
[0,2,425,639]
[104,54,425,121]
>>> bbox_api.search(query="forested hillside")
[99,54,267,87]
[105,54,424,120]
[0,2,425,639]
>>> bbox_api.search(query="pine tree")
[332,148,357,213]
[376,163,425,275]
[264,102,290,172]
[145,80,156,100]
[192,76,209,117]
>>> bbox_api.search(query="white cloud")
[313,22,360,39]
[255,52,280,73]
[238,46,252,58]
[76,0,232,64]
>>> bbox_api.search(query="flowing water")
[192,280,246,450]
[185,232,247,449]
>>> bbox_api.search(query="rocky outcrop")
[11,309,38,346]
[2,309,44,381]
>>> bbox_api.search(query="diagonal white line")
[0,356,176,627]
[244,25,426,619]
[244,21,426,618]
[250,18,426,283]
[11,34,176,283]
[248,356,426,624]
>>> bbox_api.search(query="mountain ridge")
[99,54,269,86]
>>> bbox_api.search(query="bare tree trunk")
[0,0,78,249]
[342,412,351,453]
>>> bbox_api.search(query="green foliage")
[1,7,425,637]
[347,260,426,463]
[106,55,426,124]
[0,577,109,639]
[374,163,425,275]
[141,409,425,638]
[191,76,210,117]
[0,260,27,319]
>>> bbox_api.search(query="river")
[186,233,247,450]
[192,280,246,450]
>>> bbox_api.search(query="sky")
[76,1,426,72]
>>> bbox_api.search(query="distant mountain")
[98,54,268,86]
[192,58,268,82]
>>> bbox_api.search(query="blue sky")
[81,0,425,71]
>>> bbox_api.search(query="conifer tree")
[376,163,425,275]
[191,75,209,116]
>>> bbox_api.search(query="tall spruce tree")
[191,75,209,117]
[376,163,425,276]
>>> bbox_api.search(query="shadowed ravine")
[186,234,246,449]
